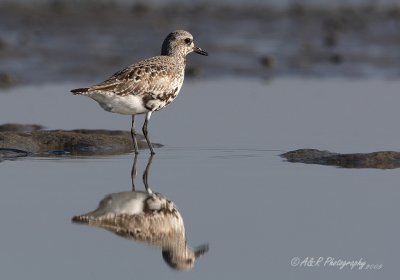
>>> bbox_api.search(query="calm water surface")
[0,79,399,279]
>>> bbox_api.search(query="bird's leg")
[142,112,155,154]
[143,153,154,194]
[130,152,139,191]
[131,115,139,154]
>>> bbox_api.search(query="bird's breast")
[89,92,149,115]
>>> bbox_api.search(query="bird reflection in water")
[72,154,209,271]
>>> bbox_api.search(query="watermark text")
[290,257,382,270]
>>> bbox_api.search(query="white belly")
[89,93,148,115]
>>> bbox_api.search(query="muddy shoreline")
[1,1,400,87]
[281,149,400,169]
[0,123,159,159]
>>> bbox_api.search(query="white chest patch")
[98,192,149,216]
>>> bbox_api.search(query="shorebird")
[71,30,208,154]
[72,154,209,270]
[72,190,209,270]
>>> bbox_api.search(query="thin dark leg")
[143,153,154,194]
[130,115,139,154]
[142,112,155,154]
[130,152,139,191]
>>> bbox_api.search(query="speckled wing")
[86,56,183,98]
[76,212,184,246]
[71,192,184,246]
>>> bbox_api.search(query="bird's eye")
[184,38,192,44]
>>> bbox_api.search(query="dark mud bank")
[0,123,160,160]
[281,149,400,169]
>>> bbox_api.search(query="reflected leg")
[131,115,139,154]
[142,112,155,154]
[131,152,139,191]
[143,153,154,194]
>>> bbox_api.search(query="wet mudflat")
[0,126,157,157]
[2,0,400,277]
[2,1,400,86]
[281,149,400,169]
[0,78,399,279]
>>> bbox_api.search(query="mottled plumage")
[71,30,208,154]
[72,191,209,271]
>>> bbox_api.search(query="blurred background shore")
[1,0,400,87]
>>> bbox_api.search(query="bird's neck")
[161,48,186,63]
[166,53,186,65]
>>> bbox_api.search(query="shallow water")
[0,78,399,279]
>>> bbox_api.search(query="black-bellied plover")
[72,190,209,270]
[72,154,209,270]
[71,30,208,154]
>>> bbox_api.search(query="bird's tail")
[71,88,90,95]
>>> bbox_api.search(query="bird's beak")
[193,46,208,56]
[194,244,209,258]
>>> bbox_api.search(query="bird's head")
[161,30,208,58]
